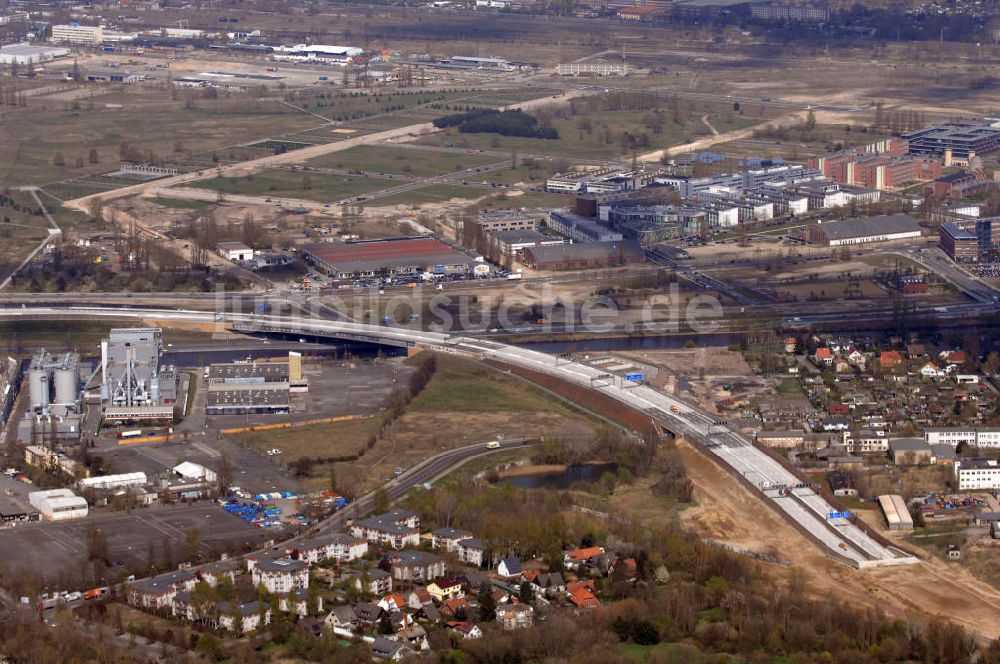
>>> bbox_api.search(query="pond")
[498,463,618,490]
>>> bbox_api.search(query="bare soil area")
[677,437,1000,641]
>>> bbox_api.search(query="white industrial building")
[28,488,88,521]
[0,43,71,65]
[51,24,104,45]
[78,472,147,491]
[271,44,361,63]
[101,328,178,416]
[955,458,1000,490]
[173,461,217,483]
[217,241,255,262]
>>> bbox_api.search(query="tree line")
[433,109,559,139]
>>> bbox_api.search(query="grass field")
[304,145,500,177]
[190,170,398,203]
[240,416,385,462]
[0,191,50,228]
[0,87,318,187]
[409,355,584,413]
[0,227,49,278]
[366,184,489,207]
[416,105,758,160]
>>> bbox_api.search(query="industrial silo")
[29,368,49,410]
[55,365,78,405]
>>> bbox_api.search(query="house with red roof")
[814,347,833,366]
[563,546,605,570]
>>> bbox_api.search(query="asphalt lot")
[90,358,407,495]
[0,503,268,584]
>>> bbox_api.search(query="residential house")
[609,558,638,584]
[783,337,797,353]
[430,528,473,552]
[350,510,421,549]
[447,621,483,639]
[920,362,945,379]
[325,605,358,631]
[389,550,446,582]
[378,593,408,613]
[290,533,368,563]
[568,586,601,609]
[530,572,566,595]
[371,636,411,661]
[497,556,522,580]
[354,569,393,596]
[441,597,472,619]
[251,558,309,594]
[563,547,605,570]
[457,538,486,567]
[407,587,433,609]
[880,350,905,369]
[567,580,596,596]
[427,577,464,602]
[846,349,867,368]
[815,347,833,366]
[496,603,534,630]
[398,624,429,651]
[126,570,197,609]
[354,602,384,624]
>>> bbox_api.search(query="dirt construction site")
[678,438,1000,642]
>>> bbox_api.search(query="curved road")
[0,305,918,568]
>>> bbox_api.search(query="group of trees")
[433,109,558,139]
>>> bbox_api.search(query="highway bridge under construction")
[0,306,920,569]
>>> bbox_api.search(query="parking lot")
[0,503,268,585]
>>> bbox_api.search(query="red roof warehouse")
[304,236,473,278]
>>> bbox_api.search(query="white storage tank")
[28,368,49,409]
[54,367,78,404]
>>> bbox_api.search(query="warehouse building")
[877,494,913,530]
[304,237,472,279]
[808,214,922,247]
[0,43,71,65]
[521,241,644,270]
[28,488,88,521]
